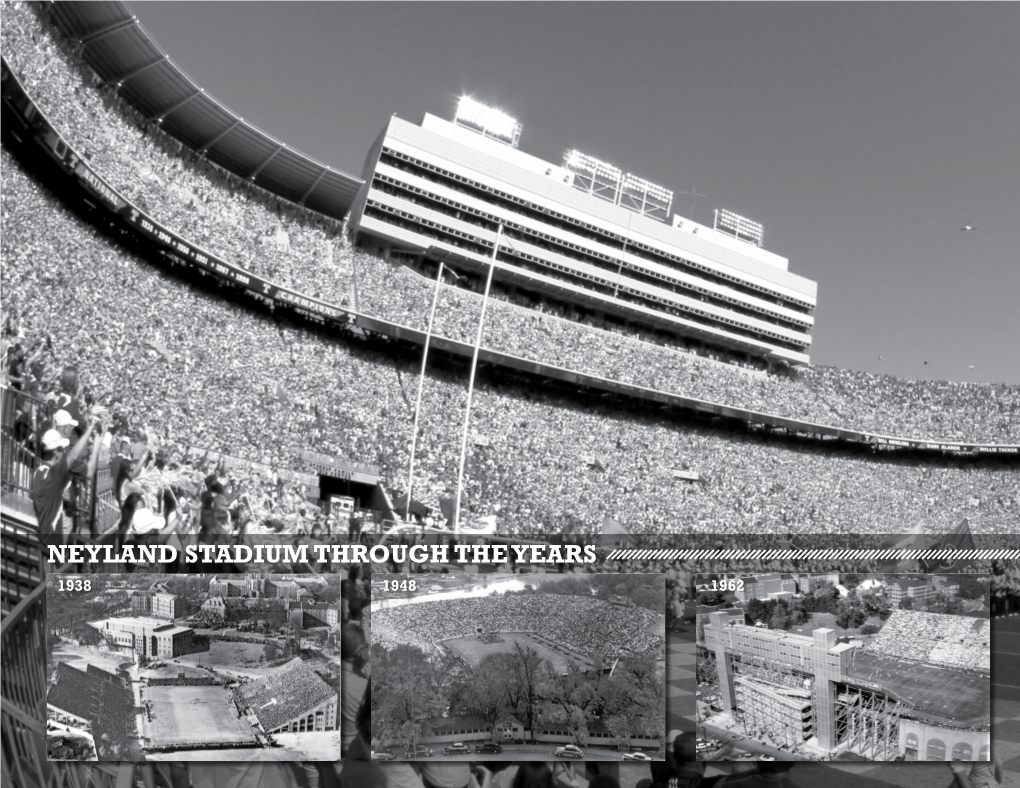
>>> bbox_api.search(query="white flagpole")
[405,262,445,524]
[453,224,503,535]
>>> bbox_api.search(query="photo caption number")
[57,578,92,592]
[384,579,417,592]
[710,579,744,592]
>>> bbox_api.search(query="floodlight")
[563,149,621,180]
[620,173,673,221]
[714,209,764,247]
[454,96,522,147]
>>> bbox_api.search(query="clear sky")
[135,3,1020,384]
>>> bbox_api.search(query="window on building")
[927,739,946,761]
[952,742,973,761]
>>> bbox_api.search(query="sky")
[135,3,1020,385]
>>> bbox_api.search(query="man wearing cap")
[32,411,101,536]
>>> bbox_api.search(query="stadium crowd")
[3,0,1018,448]
[4,148,1019,537]
[232,658,337,734]
[372,594,662,664]
[865,610,990,672]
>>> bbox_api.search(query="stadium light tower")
[453,224,505,535]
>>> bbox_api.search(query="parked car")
[475,742,503,754]
[759,754,776,761]
[371,751,395,760]
[621,752,653,761]
[443,743,472,756]
[404,745,434,758]
[554,745,584,759]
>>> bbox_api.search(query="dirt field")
[51,643,136,678]
[440,632,581,674]
[144,684,257,748]
[174,640,271,677]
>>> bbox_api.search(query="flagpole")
[453,224,503,535]
[405,262,445,524]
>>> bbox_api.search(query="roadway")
[696,721,811,762]
[384,743,646,762]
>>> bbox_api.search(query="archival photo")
[44,573,344,761]
[694,572,991,763]
[371,573,667,761]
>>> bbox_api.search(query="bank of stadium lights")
[714,208,764,248]
[454,96,522,148]
[563,149,623,205]
[620,173,673,222]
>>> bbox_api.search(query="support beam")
[248,144,285,180]
[298,169,328,205]
[146,88,202,121]
[79,16,138,46]
[198,119,242,153]
[104,54,168,86]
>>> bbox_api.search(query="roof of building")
[48,3,363,220]
[894,579,931,590]
[429,713,524,735]
[233,658,336,732]
[152,625,192,636]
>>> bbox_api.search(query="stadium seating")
[3,0,1018,447]
[866,610,990,672]
[372,594,662,664]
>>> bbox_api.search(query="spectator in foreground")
[31,413,100,535]
[949,758,1003,788]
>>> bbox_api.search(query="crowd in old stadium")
[866,610,991,672]
[373,594,661,664]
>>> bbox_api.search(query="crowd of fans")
[232,657,337,734]
[373,594,662,664]
[5,146,1020,537]
[3,0,1018,447]
[3,0,1019,541]
[865,610,990,672]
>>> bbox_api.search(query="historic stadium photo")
[44,573,343,761]
[694,571,991,762]
[371,573,667,761]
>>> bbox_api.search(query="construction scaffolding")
[734,675,813,749]
[696,646,718,686]
[834,683,903,761]
[727,652,815,749]
[730,651,809,691]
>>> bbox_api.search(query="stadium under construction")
[701,611,991,761]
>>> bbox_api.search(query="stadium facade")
[703,611,990,761]
[350,112,818,367]
[233,658,338,735]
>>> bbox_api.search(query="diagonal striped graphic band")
[602,549,1020,561]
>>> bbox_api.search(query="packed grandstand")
[865,609,991,673]
[2,0,1019,542]
[373,594,662,665]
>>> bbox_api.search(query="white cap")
[131,508,164,535]
[41,429,70,452]
[53,410,78,428]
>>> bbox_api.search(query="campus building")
[886,578,937,608]
[735,573,798,602]
[93,617,194,659]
